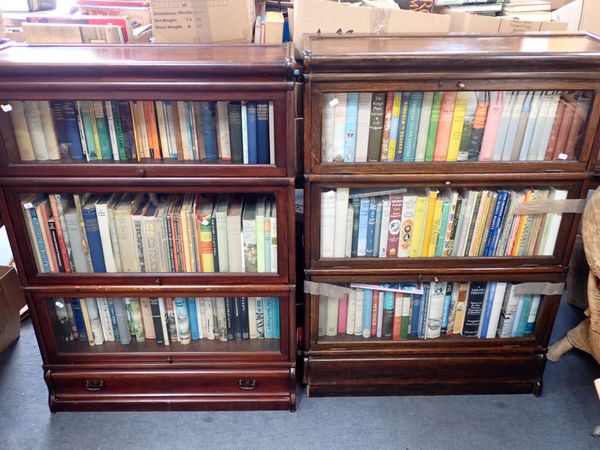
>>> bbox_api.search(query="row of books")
[53,297,281,347]
[321,90,589,163]
[10,99,275,164]
[317,281,540,340]
[22,193,278,274]
[320,187,566,258]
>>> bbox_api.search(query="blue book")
[362,289,373,337]
[49,101,69,158]
[524,295,541,335]
[410,294,422,336]
[418,284,430,339]
[387,92,402,161]
[516,295,533,337]
[511,297,525,337]
[246,102,258,164]
[272,297,280,339]
[78,101,98,160]
[402,92,424,162]
[265,298,274,338]
[256,102,270,164]
[60,101,85,159]
[343,93,359,162]
[81,195,106,272]
[394,94,411,162]
[441,282,454,333]
[112,300,131,345]
[25,198,51,273]
[69,298,87,341]
[479,282,496,338]
[484,191,508,256]
[106,299,121,343]
[200,101,218,161]
[357,198,370,256]
[365,198,378,257]
[435,195,451,256]
[184,102,196,160]
[187,298,200,340]
[382,290,395,338]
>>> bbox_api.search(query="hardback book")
[408,193,429,257]
[320,190,336,258]
[325,296,339,336]
[246,102,258,164]
[37,101,61,160]
[332,93,348,162]
[462,281,487,337]
[518,91,543,161]
[467,92,489,160]
[228,102,244,164]
[385,194,404,257]
[216,101,232,161]
[387,92,403,161]
[346,291,356,335]
[354,289,364,336]
[445,92,468,162]
[23,100,49,161]
[367,92,386,162]
[256,101,270,164]
[491,91,515,161]
[333,188,350,258]
[479,92,504,161]
[426,282,446,339]
[394,93,411,162]
[415,91,434,162]
[255,197,266,272]
[322,93,335,162]
[424,92,443,161]
[355,92,372,163]
[362,289,373,338]
[81,194,106,273]
[420,190,438,257]
[456,92,477,161]
[382,290,395,338]
[432,92,457,161]
[337,294,348,335]
[10,101,35,161]
[379,93,394,161]
[398,194,416,258]
[402,91,424,162]
[242,200,258,272]
[226,197,243,272]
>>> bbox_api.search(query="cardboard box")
[292,0,450,57]
[552,0,600,35]
[445,9,567,33]
[0,266,26,353]
[150,0,255,44]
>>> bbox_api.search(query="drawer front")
[51,369,291,397]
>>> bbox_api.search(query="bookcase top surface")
[0,43,295,79]
[303,33,600,73]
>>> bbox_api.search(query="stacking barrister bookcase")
[0,43,298,411]
[301,33,600,396]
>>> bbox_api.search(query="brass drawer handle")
[84,380,105,391]
[238,379,257,390]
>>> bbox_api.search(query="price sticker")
[328,98,339,108]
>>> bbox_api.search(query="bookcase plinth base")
[304,354,545,397]
[46,368,297,412]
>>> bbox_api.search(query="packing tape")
[370,7,391,34]
[512,282,565,296]
[516,199,585,215]
[304,281,354,298]
[304,281,423,297]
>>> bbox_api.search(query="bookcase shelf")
[0,42,298,411]
[301,33,600,397]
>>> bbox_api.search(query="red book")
[391,292,403,341]
[478,91,504,161]
[544,100,565,160]
[143,101,161,159]
[370,291,379,337]
[432,92,457,161]
[386,195,404,257]
[564,96,590,159]
[48,195,72,273]
[552,98,576,160]
[337,294,348,334]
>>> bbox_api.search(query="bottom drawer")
[48,369,295,411]
[305,354,545,397]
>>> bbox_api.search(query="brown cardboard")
[445,9,567,33]
[0,266,26,353]
[553,0,600,35]
[150,0,255,44]
[292,0,450,57]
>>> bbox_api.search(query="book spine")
[402,91,423,162]
[173,298,191,344]
[467,93,489,160]
[394,94,410,162]
[91,101,113,159]
[24,100,49,160]
[332,93,347,162]
[432,92,457,162]
[379,93,393,161]
[354,92,372,163]
[424,92,443,161]
[104,100,120,160]
[462,281,487,337]
[366,92,386,162]
[321,93,336,163]
[387,92,402,161]
[9,101,35,161]
[246,102,258,164]
[126,298,145,343]
[361,289,373,338]
[47,219,65,272]
[149,298,164,344]
[382,291,395,338]
[48,101,68,159]
[82,204,106,272]
[69,299,88,341]
[116,101,136,160]
[343,93,359,162]
[187,298,200,340]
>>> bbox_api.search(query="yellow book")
[129,101,143,161]
[452,283,469,335]
[420,190,439,257]
[427,197,445,257]
[387,93,402,161]
[468,190,492,256]
[78,299,95,346]
[88,102,102,158]
[446,92,469,161]
[409,193,430,257]
[180,195,195,272]
[195,196,215,273]
[510,190,533,256]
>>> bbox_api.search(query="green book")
[92,101,113,160]
[350,197,361,257]
[516,295,533,337]
[78,100,98,160]
[435,195,452,256]
[110,101,127,160]
[424,92,443,162]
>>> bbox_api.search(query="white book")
[113,194,142,272]
[376,292,384,338]
[270,201,278,273]
[216,101,231,160]
[492,91,514,161]
[378,197,391,257]
[518,91,543,160]
[332,93,347,162]
[106,195,123,272]
[155,101,170,159]
[23,100,48,161]
[511,297,525,337]
[204,299,215,340]
[355,92,372,162]
[354,289,364,336]
[37,101,60,160]
[318,295,327,336]
[457,92,478,161]
[397,195,417,258]
[485,282,508,338]
[414,92,434,162]
[346,291,356,335]
[216,298,228,342]
[9,101,35,161]
[177,102,192,160]
[75,101,89,160]
[158,298,170,346]
[333,188,349,257]
[540,188,568,255]
[96,299,115,341]
[268,101,275,164]
[248,297,258,339]
[497,284,520,338]
[94,195,118,273]
[196,298,204,339]
[86,298,105,345]
[535,92,560,161]
[241,101,249,164]
[104,101,121,161]
[321,93,336,162]
[452,190,477,257]
[527,295,542,332]
[527,91,553,161]
[226,199,243,272]
[501,91,527,161]
[320,190,336,258]
[344,205,354,258]
[326,296,339,336]
[425,282,446,339]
